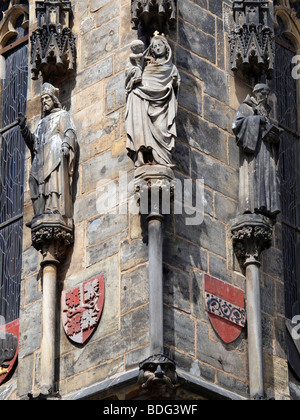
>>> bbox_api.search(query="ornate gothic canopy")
[30,0,76,83]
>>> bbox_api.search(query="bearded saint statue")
[18,83,77,220]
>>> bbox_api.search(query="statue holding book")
[232,84,282,219]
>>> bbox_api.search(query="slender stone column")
[29,214,74,399]
[40,249,59,395]
[231,214,273,400]
[245,258,264,399]
[135,165,177,398]
[148,212,164,355]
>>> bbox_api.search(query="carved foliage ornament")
[231,214,273,267]
[229,0,275,80]
[31,0,76,82]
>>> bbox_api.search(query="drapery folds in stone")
[125,34,180,168]
[232,84,282,220]
[231,83,282,400]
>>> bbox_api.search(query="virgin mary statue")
[125,34,180,167]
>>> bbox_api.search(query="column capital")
[29,213,74,264]
[134,165,175,218]
[231,214,273,267]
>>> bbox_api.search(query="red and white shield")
[0,319,19,385]
[62,275,105,344]
[204,275,246,344]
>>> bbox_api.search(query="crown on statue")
[151,31,168,42]
[153,31,165,37]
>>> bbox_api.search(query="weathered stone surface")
[164,307,195,356]
[197,321,246,377]
[87,230,127,267]
[176,214,227,258]
[18,301,42,360]
[179,19,216,63]
[176,46,228,102]
[163,235,208,273]
[120,238,148,272]
[81,19,119,68]
[121,264,149,314]
[191,150,239,200]
[177,108,228,164]
[163,264,191,314]
[179,0,215,36]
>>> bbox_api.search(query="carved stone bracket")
[231,213,273,267]
[131,0,176,39]
[31,0,76,83]
[229,0,275,80]
[30,214,74,263]
[134,165,175,216]
[138,354,178,398]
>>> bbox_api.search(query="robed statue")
[232,84,282,219]
[125,34,180,168]
[18,83,77,220]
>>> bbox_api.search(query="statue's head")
[41,83,62,116]
[130,39,145,55]
[149,34,171,61]
[138,354,177,398]
[252,84,270,104]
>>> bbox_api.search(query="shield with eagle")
[62,275,105,344]
[204,275,246,344]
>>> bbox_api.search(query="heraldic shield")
[204,275,246,344]
[0,319,19,385]
[62,275,105,344]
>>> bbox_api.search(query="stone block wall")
[14,0,289,400]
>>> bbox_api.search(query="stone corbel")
[30,214,74,264]
[231,214,273,268]
[30,0,76,83]
[138,354,177,398]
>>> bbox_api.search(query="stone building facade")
[0,0,300,401]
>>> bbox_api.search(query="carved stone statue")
[18,83,77,220]
[232,84,282,219]
[125,34,180,168]
[138,354,177,398]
